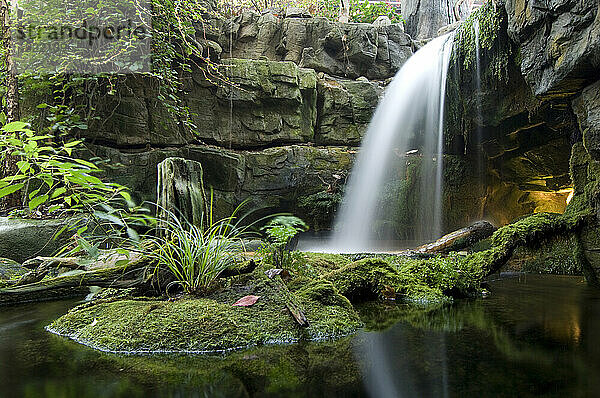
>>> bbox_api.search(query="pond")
[1,274,599,397]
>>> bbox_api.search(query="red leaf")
[232,295,260,307]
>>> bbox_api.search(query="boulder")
[0,218,81,263]
[505,0,600,98]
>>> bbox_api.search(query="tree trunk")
[0,0,21,212]
[414,221,496,254]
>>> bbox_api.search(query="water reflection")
[355,275,600,398]
[1,275,600,397]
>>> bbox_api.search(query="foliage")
[147,197,254,296]
[349,0,403,24]
[259,215,308,268]
[453,1,509,82]
[217,0,403,24]
[0,120,129,215]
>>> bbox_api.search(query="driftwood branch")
[266,269,309,327]
[414,221,496,254]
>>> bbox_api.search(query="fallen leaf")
[233,295,260,307]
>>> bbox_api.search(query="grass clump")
[147,199,253,296]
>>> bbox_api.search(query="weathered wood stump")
[157,157,206,227]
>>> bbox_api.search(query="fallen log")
[414,221,496,254]
[0,254,262,305]
[265,269,309,327]
[0,259,151,305]
[13,258,84,286]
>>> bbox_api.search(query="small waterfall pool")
[2,275,599,397]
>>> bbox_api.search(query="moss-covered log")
[0,260,151,305]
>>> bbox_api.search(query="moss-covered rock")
[504,233,584,275]
[47,269,362,353]
[0,258,27,287]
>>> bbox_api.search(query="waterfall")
[474,20,484,180]
[328,33,455,253]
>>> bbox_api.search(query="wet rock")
[0,218,82,263]
[573,80,600,161]
[505,0,600,98]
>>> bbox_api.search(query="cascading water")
[474,20,484,180]
[328,33,455,253]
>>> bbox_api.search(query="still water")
[1,274,599,397]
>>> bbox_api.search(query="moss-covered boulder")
[47,270,361,353]
[0,258,26,284]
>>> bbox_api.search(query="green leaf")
[119,191,132,202]
[16,160,30,173]
[51,187,67,199]
[73,158,98,169]
[2,121,27,132]
[64,140,82,148]
[0,183,24,199]
[29,194,49,210]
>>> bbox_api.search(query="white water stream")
[327,34,455,253]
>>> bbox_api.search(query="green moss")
[506,233,583,275]
[324,258,403,302]
[301,252,351,274]
[47,269,362,354]
[453,1,510,82]
[297,191,342,231]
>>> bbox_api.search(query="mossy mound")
[47,270,362,354]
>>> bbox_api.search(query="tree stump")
[157,157,206,227]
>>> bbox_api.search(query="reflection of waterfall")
[329,34,455,252]
[356,328,450,398]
